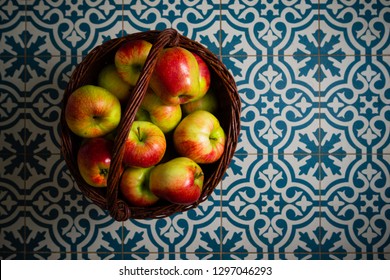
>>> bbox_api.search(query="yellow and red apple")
[136,89,182,133]
[173,110,225,164]
[123,121,166,168]
[65,85,121,138]
[149,157,204,205]
[149,47,201,105]
[115,40,152,86]
[120,166,159,207]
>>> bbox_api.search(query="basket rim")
[60,28,241,221]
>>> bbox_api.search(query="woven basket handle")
[106,28,181,221]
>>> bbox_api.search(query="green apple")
[115,40,152,86]
[136,89,182,133]
[120,166,159,207]
[65,85,121,138]
[149,47,202,105]
[173,110,226,164]
[123,121,166,168]
[97,64,132,102]
[149,157,204,205]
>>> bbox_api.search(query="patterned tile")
[23,154,122,258]
[26,55,78,153]
[321,155,390,256]
[1,0,389,260]
[26,0,123,56]
[222,154,321,259]
[0,0,26,57]
[225,55,320,154]
[319,1,390,55]
[123,0,221,54]
[321,54,390,154]
[122,190,221,260]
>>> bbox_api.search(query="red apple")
[65,85,121,138]
[115,40,152,86]
[97,64,132,102]
[123,121,166,168]
[77,137,114,187]
[149,47,201,105]
[136,89,182,133]
[173,110,226,164]
[120,166,159,207]
[181,88,218,115]
[192,52,210,98]
[149,157,204,205]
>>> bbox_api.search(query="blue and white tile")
[0,216,25,259]
[23,154,122,257]
[222,154,320,259]
[123,0,221,54]
[123,190,221,260]
[322,155,390,257]
[0,0,25,56]
[26,0,123,56]
[225,55,320,154]
[0,66,25,154]
[319,1,390,55]
[26,56,77,153]
[321,54,390,155]
[221,0,319,56]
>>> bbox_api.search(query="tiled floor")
[1,0,389,260]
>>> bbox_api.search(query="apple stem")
[137,126,143,141]
[195,172,204,179]
[100,169,109,177]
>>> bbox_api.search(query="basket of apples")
[60,28,240,221]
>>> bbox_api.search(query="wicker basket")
[60,28,241,221]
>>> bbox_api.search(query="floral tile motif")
[321,53,390,155]
[321,155,390,256]
[222,154,320,259]
[123,0,221,54]
[26,0,123,56]
[25,56,78,153]
[225,55,320,154]
[22,154,122,258]
[122,190,221,260]
[221,0,319,56]
[0,1,26,57]
[319,1,390,55]
[1,0,389,260]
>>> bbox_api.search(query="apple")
[149,47,201,105]
[149,157,204,205]
[65,85,121,138]
[181,88,218,115]
[136,89,182,133]
[115,40,152,86]
[173,110,226,164]
[77,137,114,187]
[120,166,159,207]
[192,52,210,97]
[97,64,132,102]
[123,121,166,168]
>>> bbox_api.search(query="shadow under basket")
[60,28,241,221]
